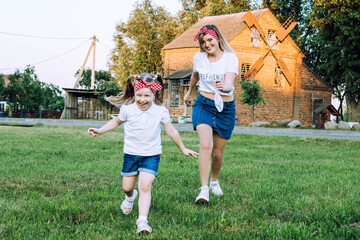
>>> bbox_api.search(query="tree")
[3,66,65,116]
[74,68,112,89]
[177,0,252,32]
[239,78,266,121]
[0,75,4,98]
[310,0,360,122]
[74,68,121,110]
[42,83,64,111]
[260,0,309,44]
[94,80,121,111]
[110,0,180,88]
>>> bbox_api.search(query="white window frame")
[250,27,260,47]
[241,63,251,81]
[267,29,277,50]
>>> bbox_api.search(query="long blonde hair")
[105,73,164,108]
[197,24,235,54]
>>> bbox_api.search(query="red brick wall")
[162,12,332,127]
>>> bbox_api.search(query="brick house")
[162,9,332,127]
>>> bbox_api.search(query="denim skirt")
[192,94,236,140]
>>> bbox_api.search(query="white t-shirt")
[193,52,239,96]
[118,102,171,156]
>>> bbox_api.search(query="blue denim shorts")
[192,94,236,140]
[121,154,160,177]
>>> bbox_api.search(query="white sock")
[138,215,147,222]
[210,179,219,185]
[201,185,209,191]
[125,190,136,202]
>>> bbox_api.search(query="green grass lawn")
[0,125,359,239]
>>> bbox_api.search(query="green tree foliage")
[260,0,308,43]
[42,83,64,111]
[95,80,121,111]
[110,0,180,88]
[177,0,252,32]
[3,66,64,116]
[0,75,4,98]
[74,68,121,110]
[310,0,360,121]
[239,78,266,121]
[75,68,112,89]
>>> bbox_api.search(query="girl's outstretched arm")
[163,121,199,158]
[88,117,125,137]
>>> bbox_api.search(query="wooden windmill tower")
[242,11,297,86]
[60,36,97,119]
[74,35,97,89]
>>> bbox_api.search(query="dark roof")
[314,104,340,116]
[62,88,99,98]
[164,69,193,80]
[163,9,268,50]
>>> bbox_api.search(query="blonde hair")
[105,73,164,108]
[197,24,235,53]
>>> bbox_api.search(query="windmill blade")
[244,57,264,79]
[243,11,266,39]
[276,17,297,42]
[277,57,294,85]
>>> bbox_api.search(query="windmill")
[242,11,297,86]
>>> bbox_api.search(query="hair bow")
[134,77,162,95]
[194,27,219,41]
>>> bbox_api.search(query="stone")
[249,121,270,127]
[270,119,291,127]
[338,121,351,130]
[324,121,338,130]
[184,118,192,123]
[287,120,303,128]
[353,124,360,131]
[348,122,360,128]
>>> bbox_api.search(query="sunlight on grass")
[0,125,359,239]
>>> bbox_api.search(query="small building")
[162,9,332,127]
[313,104,340,129]
[62,88,118,120]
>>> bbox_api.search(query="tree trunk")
[346,98,360,122]
[346,78,360,122]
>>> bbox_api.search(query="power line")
[0,39,91,71]
[98,41,113,49]
[0,31,89,40]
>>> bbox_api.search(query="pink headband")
[134,77,162,95]
[194,27,219,41]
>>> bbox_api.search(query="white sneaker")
[195,186,209,204]
[121,189,138,215]
[210,180,223,196]
[136,219,152,234]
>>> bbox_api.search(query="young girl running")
[88,73,198,234]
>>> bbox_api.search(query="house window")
[267,29,277,50]
[0,102,6,112]
[274,64,283,87]
[241,63,251,81]
[250,27,260,47]
[170,80,180,107]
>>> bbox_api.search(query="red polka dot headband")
[194,27,219,41]
[134,76,162,95]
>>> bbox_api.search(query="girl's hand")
[88,128,101,137]
[215,79,223,91]
[182,148,199,158]
[184,91,191,105]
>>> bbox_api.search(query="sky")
[0,0,182,89]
